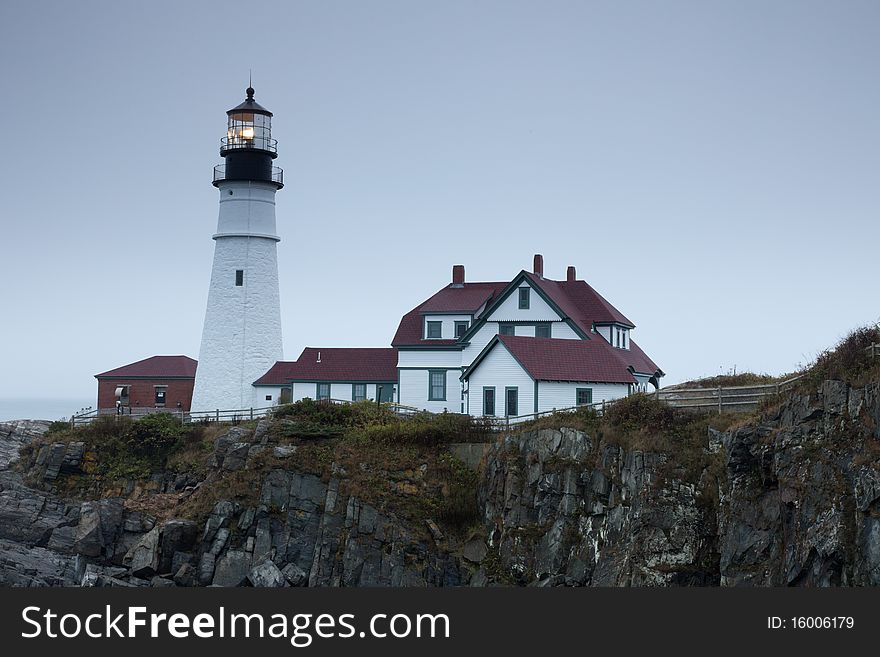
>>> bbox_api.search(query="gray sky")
[1,0,878,400]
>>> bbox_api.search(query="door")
[376,384,394,403]
[505,387,518,417]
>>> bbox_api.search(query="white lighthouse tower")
[191,86,284,412]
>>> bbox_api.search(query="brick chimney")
[533,254,544,278]
[452,264,465,287]
[567,266,576,282]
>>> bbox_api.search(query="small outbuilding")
[95,355,197,415]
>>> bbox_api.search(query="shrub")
[518,406,600,435]
[806,325,880,387]
[273,398,396,428]
[604,393,679,434]
[45,420,72,436]
[359,412,495,447]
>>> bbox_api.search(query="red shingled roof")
[525,273,634,330]
[391,282,507,346]
[254,348,398,385]
[488,335,637,383]
[252,361,300,386]
[615,339,662,376]
[95,355,197,379]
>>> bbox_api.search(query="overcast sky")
[0,0,878,401]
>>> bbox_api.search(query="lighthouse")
[191,87,284,412]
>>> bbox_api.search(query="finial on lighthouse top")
[227,84,273,117]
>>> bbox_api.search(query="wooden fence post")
[215,409,219,422]
[718,386,722,414]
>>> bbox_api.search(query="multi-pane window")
[455,321,469,338]
[576,388,593,406]
[426,321,442,339]
[428,370,446,401]
[518,287,530,309]
[505,387,518,417]
[316,383,331,400]
[499,323,515,336]
[483,388,495,416]
[235,270,244,286]
[352,383,367,402]
[535,323,551,338]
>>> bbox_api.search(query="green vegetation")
[802,324,880,389]
[677,372,783,389]
[517,405,600,435]
[24,413,214,482]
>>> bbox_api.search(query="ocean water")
[0,398,95,423]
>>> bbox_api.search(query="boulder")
[124,526,160,578]
[282,562,308,587]
[462,539,488,564]
[212,549,250,587]
[159,519,199,572]
[248,560,285,587]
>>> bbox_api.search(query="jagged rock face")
[719,380,880,586]
[0,422,461,587]
[0,380,878,587]
[479,428,719,586]
[478,380,880,586]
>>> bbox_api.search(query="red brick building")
[95,356,197,414]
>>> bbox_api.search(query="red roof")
[95,355,197,379]
[472,336,635,383]
[525,273,635,330]
[391,282,507,346]
[252,361,300,386]
[253,348,398,385]
[614,339,662,377]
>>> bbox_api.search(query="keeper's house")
[259,254,663,418]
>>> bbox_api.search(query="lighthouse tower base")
[191,234,283,412]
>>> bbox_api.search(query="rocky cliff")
[1,377,878,587]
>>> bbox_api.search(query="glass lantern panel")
[227,112,272,150]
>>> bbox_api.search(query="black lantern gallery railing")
[220,136,278,154]
[213,164,284,185]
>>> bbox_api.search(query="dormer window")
[518,287,530,309]
[426,321,442,339]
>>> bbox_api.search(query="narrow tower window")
[235,270,244,286]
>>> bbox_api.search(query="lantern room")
[214,86,283,188]
[221,87,276,154]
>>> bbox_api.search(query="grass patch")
[675,372,784,389]
[801,324,880,389]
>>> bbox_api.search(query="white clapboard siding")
[251,386,283,407]
[486,283,561,322]
[537,381,629,413]
[465,343,534,417]
[397,349,464,369]
[460,323,498,366]
[421,314,473,340]
[290,382,387,402]
[398,369,463,413]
